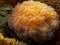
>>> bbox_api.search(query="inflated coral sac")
[9,1,59,44]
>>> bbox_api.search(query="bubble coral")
[9,1,59,44]
[0,33,27,45]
